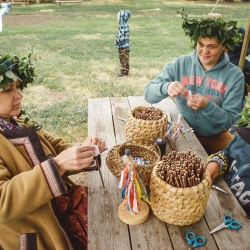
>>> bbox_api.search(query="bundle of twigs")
[155,150,206,188]
[134,106,163,120]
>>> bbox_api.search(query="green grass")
[2,0,250,142]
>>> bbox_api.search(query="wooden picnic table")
[54,0,82,6]
[88,96,250,250]
[10,1,29,7]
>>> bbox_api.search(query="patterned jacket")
[207,135,250,217]
[0,124,75,249]
[115,10,130,48]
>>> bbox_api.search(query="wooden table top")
[88,96,250,250]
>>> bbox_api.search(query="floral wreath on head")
[177,8,243,52]
[0,49,36,91]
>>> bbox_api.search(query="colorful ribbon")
[166,114,194,141]
[119,163,150,215]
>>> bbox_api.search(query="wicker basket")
[125,106,168,141]
[106,138,161,188]
[150,161,212,226]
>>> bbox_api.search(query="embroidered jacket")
[0,123,75,249]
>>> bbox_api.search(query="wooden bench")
[11,1,29,7]
[54,0,82,6]
[88,95,250,250]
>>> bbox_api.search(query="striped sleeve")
[206,151,230,175]
[40,158,67,197]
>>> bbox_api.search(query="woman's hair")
[177,8,243,52]
[197,37,228,54]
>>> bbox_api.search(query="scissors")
[210,214,242,234]
[186,231,206,250]
[211,184,228,194]
[116,117,126,123]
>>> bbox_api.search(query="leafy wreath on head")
[177,8,243,52]
[0,49,36,91]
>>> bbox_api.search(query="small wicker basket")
[125,106,168,141]
[150,161,212,226]
[106,138,161,188]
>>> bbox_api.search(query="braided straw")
[106,138,161,188]
[150,160,211,225]
[125,106,168,141]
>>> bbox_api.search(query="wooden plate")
[118,200,149,225]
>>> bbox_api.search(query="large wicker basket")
[106,138,161,188]
[125,106,168,141]
[150,161,212,226]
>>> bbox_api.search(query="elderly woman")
[0,53,105,249]
[144,9,245,155]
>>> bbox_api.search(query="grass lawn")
[2,0,250,142]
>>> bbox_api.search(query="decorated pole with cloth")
[166,114,194,144]
[118,149,150,225]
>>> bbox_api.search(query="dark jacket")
[207,135,250,217]
[228,27,250,97]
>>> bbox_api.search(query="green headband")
[177,8,243,51]
[0,51,36,91]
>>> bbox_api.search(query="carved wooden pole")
[238,13,250,70]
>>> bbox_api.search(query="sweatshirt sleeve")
[144,59,178,103]
[201,74,244,130]
[206,137,235,175]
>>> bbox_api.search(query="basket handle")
[118,138,161,157]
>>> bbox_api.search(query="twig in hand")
[188,91,198,120]
[96,158,105,189]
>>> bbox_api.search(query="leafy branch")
[236,96,250,128]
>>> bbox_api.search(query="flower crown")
[177,8,243,51]
[0,50,36,91]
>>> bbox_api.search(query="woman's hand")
[186,93,208,110]
[82,132,106,153]
[54,145,95,176]
[167,81,189,97]
[207,162,220,181]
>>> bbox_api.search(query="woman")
[0,53,105,249]
[144,10,245,154]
